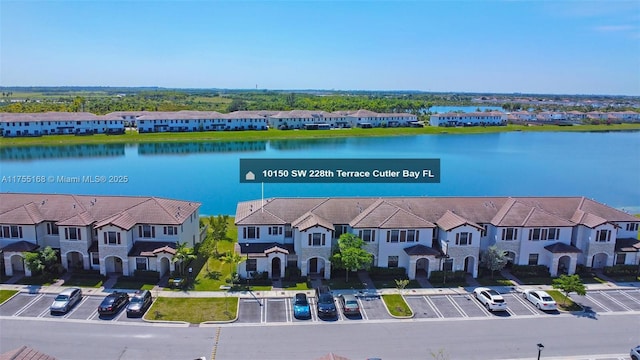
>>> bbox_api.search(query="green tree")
[24,251,45,275]
[395,278,409,293]
[552,274,586,305]
[40,246,59,273]
[221,251,244,282]
[331,233,373,282]
[172,242,197,276]
[480,245,508,279]
[208,214,229,255]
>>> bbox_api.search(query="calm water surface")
[0,131,638,215]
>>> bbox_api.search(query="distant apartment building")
[234,196,640,280]
[429,112,507,127]
[0,193,201,277]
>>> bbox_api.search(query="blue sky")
[1,0,639,95]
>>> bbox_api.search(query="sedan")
[50,287,82,314]
[473,287,507,312]
[98,291,129,316]
[293,293,311,319]
[337,294,360,316]
[522,289,557,311]
[631,345,640,360]
[316,293,337,319]
[126,290,153,318]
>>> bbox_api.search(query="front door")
[271,258,281,279]
[309,258,318,274]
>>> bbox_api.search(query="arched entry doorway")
[10,255,24,273]
[272,257,282,279]
[104,256,124,275]
[505,251,516,268]
[592,253,608,269]
[307,257,326,276]
[415,258,429,277]
[66,251,84,270]
[558,255,571,275]
[464,256,475,274]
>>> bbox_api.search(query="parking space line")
[37,306,50,318]
[511,293,540,315]
[619,290,640,305]
[309,298,318,322]
[335,298,344,321]
[445,296,467,317]
[88,309,100,320]
[585,293,611,312]
[600,291,632,311]
[261,299,267,323]
[65,297,89,319]
[470,295,492,317]
[357,298,369,320]
[14,294,44,317]
[422,296,443,318]
[284,298,292,322]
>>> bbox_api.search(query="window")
[595,229,611,242]
[528,228,547,241]
[387,230,399,243]
[46,223,59,235]
[501,228,518,241]
[103,231,121,245]
[626,223,639,232]
[547,228,559,240]
[243,226,259,239]
[359,229,375,242]
[406,230,418,242]
[91,253,100,266]
[388,256,399,268]
[65,227,81,240]
[615,253,626,265]
[1,225,23,239]
[528,254,539,265]
[268,226,282,235]
[139,225,155,238]
[308,233,326,246]
[164,226,177,235]
[443,258,453,271]
[284,225,292,238]
[246,259,257,272]
[136,258,148,271]
[456,232,472,245]
[480,224,488,237]
[334,225,347,238]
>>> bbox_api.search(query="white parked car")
[631,345,640,360]
[522,289,557,311]
[473,287,508,312]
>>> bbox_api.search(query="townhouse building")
[234,197,640,280]
[429,112,507,127]
[0,193,200,277]
[0,112,125,137]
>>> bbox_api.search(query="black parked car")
[98,291,129,316]
[126,290,153,318]
[315,286,337,319]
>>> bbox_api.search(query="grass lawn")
[547,290,582,312]
[193,217,237,291]
[0,290,18,304]
[382,294,413,317]
[608,275,640,282]
[111,278,155,291]
[475,272,514,287]
[430,279,468,288]
[15,274,58,286]
[578,274,608,284]
[326,278,367,290]
[281,281,311,291]
[63,274,105,288]
[146,297,238,323]
[515,277,554,285]
[372,279,421,289]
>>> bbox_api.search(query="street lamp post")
[537,343,544,360]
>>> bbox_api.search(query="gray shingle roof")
[544,243,582,254]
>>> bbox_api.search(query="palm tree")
[172,242,196,276]
[221,251,244,282]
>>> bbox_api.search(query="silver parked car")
[50,287,82,314]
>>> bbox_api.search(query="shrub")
[368,267,407,278]
[510,265,550,278]
[575,264,594,276]
[284,267,304,282]
[133,270,160,282]
[604,265,638,276]
[429,270,466,282]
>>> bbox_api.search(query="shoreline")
[1,124,639,147]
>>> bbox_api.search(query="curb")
[380,293,414,319]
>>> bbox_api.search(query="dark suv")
[98,291,129,316]
[315,286,337,319]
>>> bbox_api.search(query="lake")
[0,131,638,215]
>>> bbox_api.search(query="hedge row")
[510,265,550,278]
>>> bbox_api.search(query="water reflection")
[138,141,266,155]
[269,137,348,150]
[0,144,125,161]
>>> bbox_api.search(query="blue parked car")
[293,293,311,319]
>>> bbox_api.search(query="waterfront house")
[234,196,639,280]
[0,193,201,277]
[429,112,507,127]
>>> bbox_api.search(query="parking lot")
[0,292,147,323]
[235,289,640,324]
[2,288,638,325]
